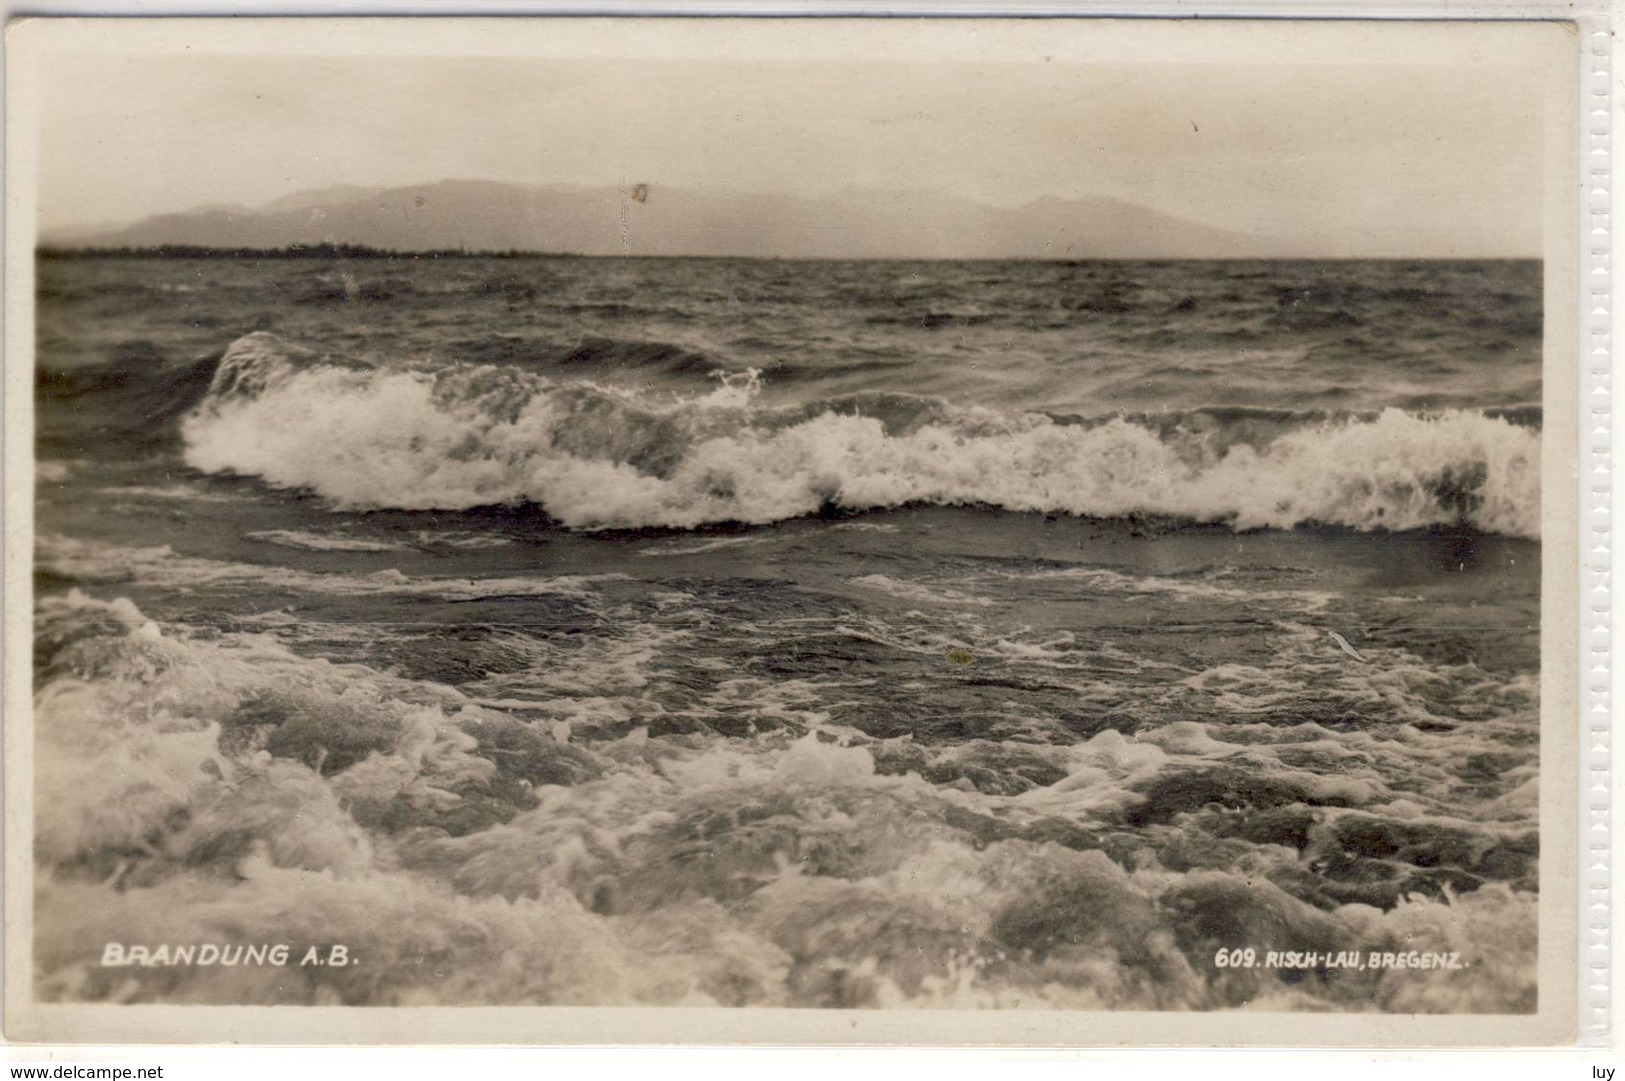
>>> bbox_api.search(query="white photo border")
[0,6,1609,1051]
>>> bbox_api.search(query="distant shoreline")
[35,243,565,261]
[34,244,1540,265]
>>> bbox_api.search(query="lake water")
[33,255,1541,1011]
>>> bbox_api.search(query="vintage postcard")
[3,16,1584,1046]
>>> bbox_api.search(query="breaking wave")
[175,333,1541,536]
[33,589,1539,1009]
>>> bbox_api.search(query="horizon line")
[34,243,1544,264]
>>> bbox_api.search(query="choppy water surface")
[34,256,1540,1010]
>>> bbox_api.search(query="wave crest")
[180,333,1541,536]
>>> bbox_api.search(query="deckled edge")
[1583,11,1613,1048]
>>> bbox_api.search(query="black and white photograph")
[5,17,1583,1044]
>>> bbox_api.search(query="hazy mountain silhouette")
[53,179,1276,259]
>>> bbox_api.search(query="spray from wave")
[177,333,1541,536]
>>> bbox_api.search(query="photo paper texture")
[4,17,1583,1045]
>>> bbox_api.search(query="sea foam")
[31,587,1539,1009]
[181,334,1541,537]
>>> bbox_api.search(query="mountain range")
[47,179,1281,260]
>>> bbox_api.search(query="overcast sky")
[24,19,1568,257]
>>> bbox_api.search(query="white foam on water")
[246,530,406,553]
[848,574,996,608]
[986,564,1337,613]
[638,535,774,558]
[412,530,514,550]
[95,484,245,504]
[180,334,1542,537]
[38,534,617,602]
[32,585,1538,1011]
